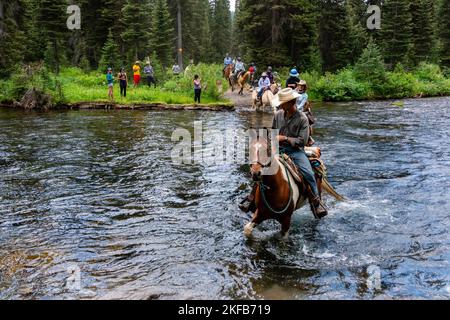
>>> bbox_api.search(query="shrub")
[414,63,445,82]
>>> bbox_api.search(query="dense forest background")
[0,0,449,79]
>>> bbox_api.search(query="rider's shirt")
[272,110,310,149]
[258,77,270,90]
[224,57,233,66]
[296,92,308,111]
[235,61,245,71]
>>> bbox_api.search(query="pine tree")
[438,0,450,68]
[354,40,386,85]
[210,0,232,62]
[0,0,27,78]
[101,0,127,66]
[99,29,121,72]
[150,0,174,68]
[346,0,368,65]
[318,0,352,72]
[381,0,412,68]
[79,0,109,68]
[236,0,292,67]
[288,0,321,72]
[37,0,67,74]
[197,0,212,62]
[121,0,151,63]
[410,0,435,65]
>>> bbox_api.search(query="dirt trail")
[224,89,253,108]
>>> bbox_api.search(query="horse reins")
[255,158,293,215]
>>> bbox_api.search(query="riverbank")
[1,63,449,110]
[0,65,231,110]
[0,101,235,111]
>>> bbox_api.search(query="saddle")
[279,146,324,186]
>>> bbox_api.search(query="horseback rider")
[257,72,271,101]
[249,63,256,84]
[267,66,275,84]
[286,68,300,89]
[239,88,328,219]
[234,57,245,80]
[223,53,233,75]
[296,80,309,111]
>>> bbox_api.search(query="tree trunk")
[0,0,4,36]
[176,0,183,70]
[54,39,60,75]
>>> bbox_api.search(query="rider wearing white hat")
[239,88,328,218]
[257,72,271,100]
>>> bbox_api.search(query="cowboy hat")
[289,69,299,77]
[297,80,307,86]
[271,88,300,108]
[261,72,268,77]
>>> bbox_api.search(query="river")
[0,97,449,300]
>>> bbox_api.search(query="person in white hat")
[240,88,327,218]
[257,72,271,100]
[296,80,309,111]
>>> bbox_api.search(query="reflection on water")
[1,97,450,300]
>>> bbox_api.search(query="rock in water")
[14,88,53,111]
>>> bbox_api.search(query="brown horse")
[244,137,344,238]
[245,138,308,238]
[224,64,234,89]
[237,71,251,95]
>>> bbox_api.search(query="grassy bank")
[0,64,230,107]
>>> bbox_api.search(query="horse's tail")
[321,177,346,201]
[314,161,346,201]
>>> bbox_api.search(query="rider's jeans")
[280,146,319,197]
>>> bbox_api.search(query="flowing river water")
[0,97,449,300]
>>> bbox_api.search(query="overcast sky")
[230,0,236,12]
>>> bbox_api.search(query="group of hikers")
[105,60,200,102]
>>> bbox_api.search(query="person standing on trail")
[118,68,128,98]
[144,63,156,88]
[133,61,141,87]
[172,63,181,76]
[194,75,202,104]
[106,68,114,100]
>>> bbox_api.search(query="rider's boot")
[239,184,257,213]
[307,188,328,219]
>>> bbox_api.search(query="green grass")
[63,82,225,105]
[0,65,230,107]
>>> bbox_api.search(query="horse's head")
[249,138,274,182]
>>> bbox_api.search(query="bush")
[377,71,417,98]
[312,69,370,101]
[414,63,445,82]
